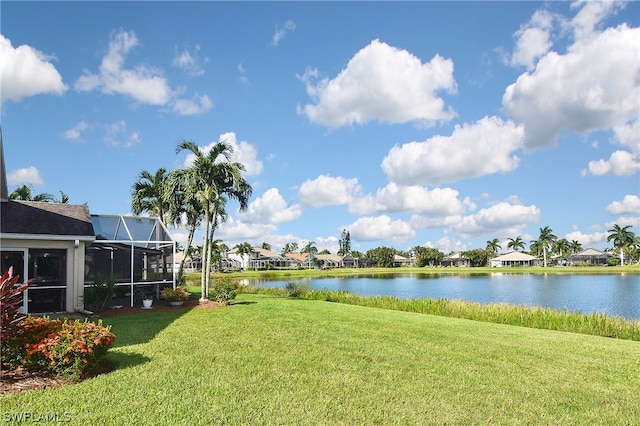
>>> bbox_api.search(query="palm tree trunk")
[200,205,211,301]
[178,225,196,278]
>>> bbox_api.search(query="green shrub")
[160,286,191,302]
[209,277,240,305]
[83,274,117,312]
[4,316,115,380]
[285,282,311,297]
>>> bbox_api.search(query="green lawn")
[3,294,639,425]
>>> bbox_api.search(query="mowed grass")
[3,294,639,425]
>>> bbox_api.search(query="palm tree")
[535,226,557,267]
[553,238,571,260]
[607,224,635,266]
[485,238,501,259]
[261,242,271,251]
[234,242,254,270]
[569,240,583,254]
[10,184,56,202]
[507,236,525,252]
[302,241,318,269]
[175,140,252,300]
[131,168,170,224]
[166,173,203,277]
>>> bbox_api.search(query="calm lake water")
[245,273,640,320]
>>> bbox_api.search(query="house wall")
[1,237,88,313]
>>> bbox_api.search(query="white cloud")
[298,175,360,208]
[422,236,470,254]
[453,201,541,239]
[172,94,212,116]
[215,217,277,242]
[511,9,555,69]
[62,121,89,142]
[348,215,415,243]
[0,34,67,104]
[173,45,207,76]
[271,20,296,46]
[503,23,640,149]
[349,183,467,216]
[104,121,140,148]
[381,116,524,185]
[75,29,211,115]
[183,132,263,176]
[564,230,608,248]
[299,39,456,127]
[612,120,640,152]
[240,188,302,224]
[606,195,640,216]
[7,166,44,186]
[570,0,626,41]
[75,30,172,105]
[584,150,640,177]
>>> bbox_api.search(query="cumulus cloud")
[183,132,263,176]
[75,29,211,115]
[503,21,640,149]
[299,39,456,128]
[348,215,415,243]
[0,34,67,104]
[510,9,555,69]
[215,217,277,242]
[271,20,296,46]
[564,230,608,248]
[349,183,467,216]
[606,195,640,216]
[240,188,302,224]
[298,175,360,208]
[381,116,524,186]
[7,166,44,186]
[583,150,640,177]
[452,201,541,239]
[62,121,89,142]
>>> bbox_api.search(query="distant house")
[440,253,470,267]
[342,254,359,268]
[228,247,292,270]
[490,252,540,267]
[568,248,614,266]
[393,254,415,267]
[0,128,176,313]
[315,254,343,269]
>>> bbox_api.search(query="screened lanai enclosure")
[86,215,176,307]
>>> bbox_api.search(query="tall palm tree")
[485,238,501,259]
[607,224,635,266]
[131,168,170,224]
[302,241,317,269]
[507,236,525,252]
[535,226,557,267]
[175,140,252,300]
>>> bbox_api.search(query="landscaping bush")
[209,277,240,305]
[0,267,28,350]
[285,282,311,298]
[83,273,117,312]
[4,316,115,380]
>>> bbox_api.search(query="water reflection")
[247,273,640,319]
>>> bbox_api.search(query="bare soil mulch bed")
[1,299,222,396]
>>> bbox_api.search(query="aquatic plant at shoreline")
[242,286,640,341]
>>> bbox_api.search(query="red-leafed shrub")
[5,316,115,380]
[0,267,28,349]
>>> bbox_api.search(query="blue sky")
[1,1,638,254]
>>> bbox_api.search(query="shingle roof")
[0,200,95,237]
